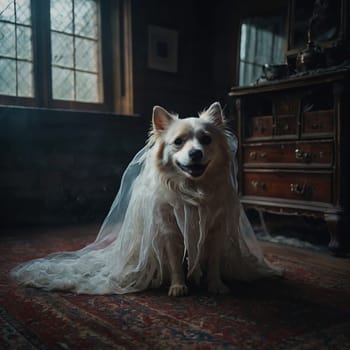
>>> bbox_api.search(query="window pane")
[0,22,16,57]
[74,0,98,38]
[239,15,287,86]
[0,0,15,22]
[52,67,74,100]
[51,32,74,68]
[0,58,16,95]
[15,0,31,25]
[0,0,33,98]
[16,25,32,60]
[50,0,73,33]
[76,71,99,102]
[17,61,33,96]
[75,37,97,72]
[50,0,102,103]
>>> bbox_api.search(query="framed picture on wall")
[148,25,178,73]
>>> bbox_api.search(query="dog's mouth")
[176,161,208,178]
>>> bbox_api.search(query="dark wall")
[131,0,219,117]
[0,107,148,227]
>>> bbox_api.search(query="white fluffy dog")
[150,102,241,295]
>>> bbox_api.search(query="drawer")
[243,141,333,166]
[247,115,273,139]
[243,171,332,203]
[302,110,334,136]
[275,114,297,137]
[274,96,298,114]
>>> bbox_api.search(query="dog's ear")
[152,106,177,132]
[200,102,224,126]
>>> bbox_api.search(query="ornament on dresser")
[296,30,325,72]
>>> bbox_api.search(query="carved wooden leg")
[324,212,347,256]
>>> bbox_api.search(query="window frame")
[0,0,133,114]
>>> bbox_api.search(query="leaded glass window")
[50,0,102,103]
[0,0,34,97]
[0,0,132,112]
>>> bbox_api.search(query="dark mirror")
[290,0,342,50]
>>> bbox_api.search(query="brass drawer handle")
[295,149,311,161]
[311,121,321,129]
[283,123,289,131]
[251,180,266,191]
[249,151,267,160]
[290,183,306,195]
[249,151,257,159]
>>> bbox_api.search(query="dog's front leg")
[158,203,188,296]
[165,231,188,296]
[206,228,230,294]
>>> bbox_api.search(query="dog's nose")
[189,149,203,162]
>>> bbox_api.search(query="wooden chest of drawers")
[229,69,350,254]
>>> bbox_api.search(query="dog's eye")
[199,134,212,145]
[174,137,183,146]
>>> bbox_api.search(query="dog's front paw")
[168,283,188,297]
[208,280,230,294]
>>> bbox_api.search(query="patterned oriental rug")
[0,225,349,350]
